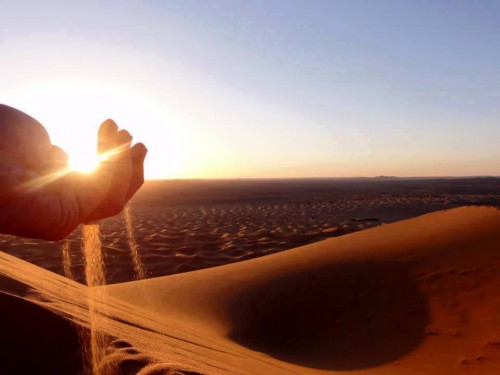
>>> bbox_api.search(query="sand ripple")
[2,179,500,284]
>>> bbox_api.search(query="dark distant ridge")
[149,176,500,182]
[136,177,500,206]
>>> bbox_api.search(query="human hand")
[0,104,147,240]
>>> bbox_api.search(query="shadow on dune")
[0,288,84,374]
[227,258,428,370]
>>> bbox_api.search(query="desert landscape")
[1,178,499,283]
[0,178,500,283]
[3,1,500,373]
[0,178,499,374]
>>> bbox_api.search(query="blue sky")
[2,1,499,178]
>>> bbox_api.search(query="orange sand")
[3,178,499,284]
[1,206,500,374]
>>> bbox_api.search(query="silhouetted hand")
[0,104,147,240]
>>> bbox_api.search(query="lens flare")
[69,153,100,174]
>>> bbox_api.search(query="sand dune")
[1,206,500,374]
[2,179,500,285]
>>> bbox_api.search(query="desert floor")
[0,178,499,374]
[1,177,499,283]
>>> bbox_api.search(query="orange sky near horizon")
[5,79,499,180]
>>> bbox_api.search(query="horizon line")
[144,175,500,182]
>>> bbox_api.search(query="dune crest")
[1,206,500,374]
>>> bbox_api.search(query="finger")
[51,145,69,162]
[44,145,69,173]
[108,129,133,196]
[97,119,118,155]
[126,142,147,201]
[117,129,132,144]
[112,129,133,161]
[94,129,133,217]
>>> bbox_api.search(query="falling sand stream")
[81,223,108,374]
[61,203,146,374]
[124,204,146,280]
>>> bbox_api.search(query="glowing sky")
[2,1,500,178]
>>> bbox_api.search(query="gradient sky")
[2,1,500,178]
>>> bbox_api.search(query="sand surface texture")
[1,178,499,284]
[0,205,500,374]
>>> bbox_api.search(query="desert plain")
[1,177,500,374]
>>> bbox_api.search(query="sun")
[6,80,181,179]
[68,152,100,174]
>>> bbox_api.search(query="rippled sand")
[2,178,500,284]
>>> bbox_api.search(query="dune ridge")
[0,206,500,374]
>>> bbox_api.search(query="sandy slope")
[0,206,500,374]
